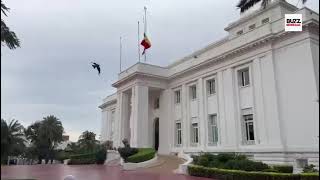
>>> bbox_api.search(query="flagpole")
[120,36,122,72]
[138,21,141,62]
[144,6,147,62]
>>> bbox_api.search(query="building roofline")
[224,0,298,31]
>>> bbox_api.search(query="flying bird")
[91,62,101,75]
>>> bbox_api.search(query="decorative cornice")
[99,99,117,109]
[112,72,168,88]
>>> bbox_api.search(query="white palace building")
[99,0,319,167]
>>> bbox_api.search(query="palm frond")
[1,0,9,16]
[237,0,270,13]
[1,19,20,49]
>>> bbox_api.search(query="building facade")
[99,0,319,167]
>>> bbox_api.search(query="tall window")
[208,114,218,145]
[242,114,255,145]
[238,67,250,87]
[154,98,160,109]
[207,79,216,95]
[190,85,197,100]
[175,121,182,146]
[191,122,199,144]
[174,90,181,104]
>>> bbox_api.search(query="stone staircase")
[138,155,185,174]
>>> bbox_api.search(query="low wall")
[121,155,158,170]
[175,151,193,175]
[105,150,120,164]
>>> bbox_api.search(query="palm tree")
[41,115,64,163]
[1,119,26,164]
[1,0,20,49]
[237,0,308,13]
[78,131,99,153]
[25,115,64,164]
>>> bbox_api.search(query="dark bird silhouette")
[91,62,101,75]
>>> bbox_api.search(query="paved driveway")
[1,164,213,180]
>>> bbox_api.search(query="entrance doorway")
[154,118,159,151]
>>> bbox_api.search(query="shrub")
[67,149,107,165]
[117,139,138,162]
[95,148,107,164]
[188,165,319,180]
[67,158,96,165]
[70,152,96,160]
[192,153,269,171]
[217,153,236,163]
[127,148,156,163]
[303,164,319,173]
[224,159,269,171]
[273,165,294,173]
[262,168,280,173]
[55,150,70,162]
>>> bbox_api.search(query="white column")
[198,78,206,150]
[121,93,130,141]
[131,84,149,148]
[221,68,238,148]
[114,92,122,147]
[158,89,172,154]
[217,71,226,147]
[252,58,268,145]
[256,53,282,147]
[181,84,189,148]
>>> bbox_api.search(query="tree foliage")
[236,0,308,13]
[78,130,99,153]
[1,0,20,49]
[1,119,26,164]
[25,115,64,164]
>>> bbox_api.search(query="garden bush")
[55,150,71,162]
[273,165,294,173]
[67,158,96,165]
[188,165,319,180]
[303,164,319,173]
[95,148,107,164]
[69,152,96,160]
[192,153,269,171]
[117,139,138,162]
[127,148,156,163]
[224,159,269,171]
[67,149,107,165]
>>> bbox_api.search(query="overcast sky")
[1,0,318,142]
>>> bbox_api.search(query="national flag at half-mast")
[141,33,151,55]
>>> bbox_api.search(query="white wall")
[274,35,319,151]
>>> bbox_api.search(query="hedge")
[273,165,294,173]
[127,148,156,163]
[67,158,96,165]
[67,149,107,165]
[69,153,96,160]
[188,165,319,180]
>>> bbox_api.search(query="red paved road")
[1,164,213,180]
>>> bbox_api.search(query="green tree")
[1,0,20,49]
[25,115,64,164]
[236,0,308,13]
[1,119,26,164]
[78,131,99,153]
